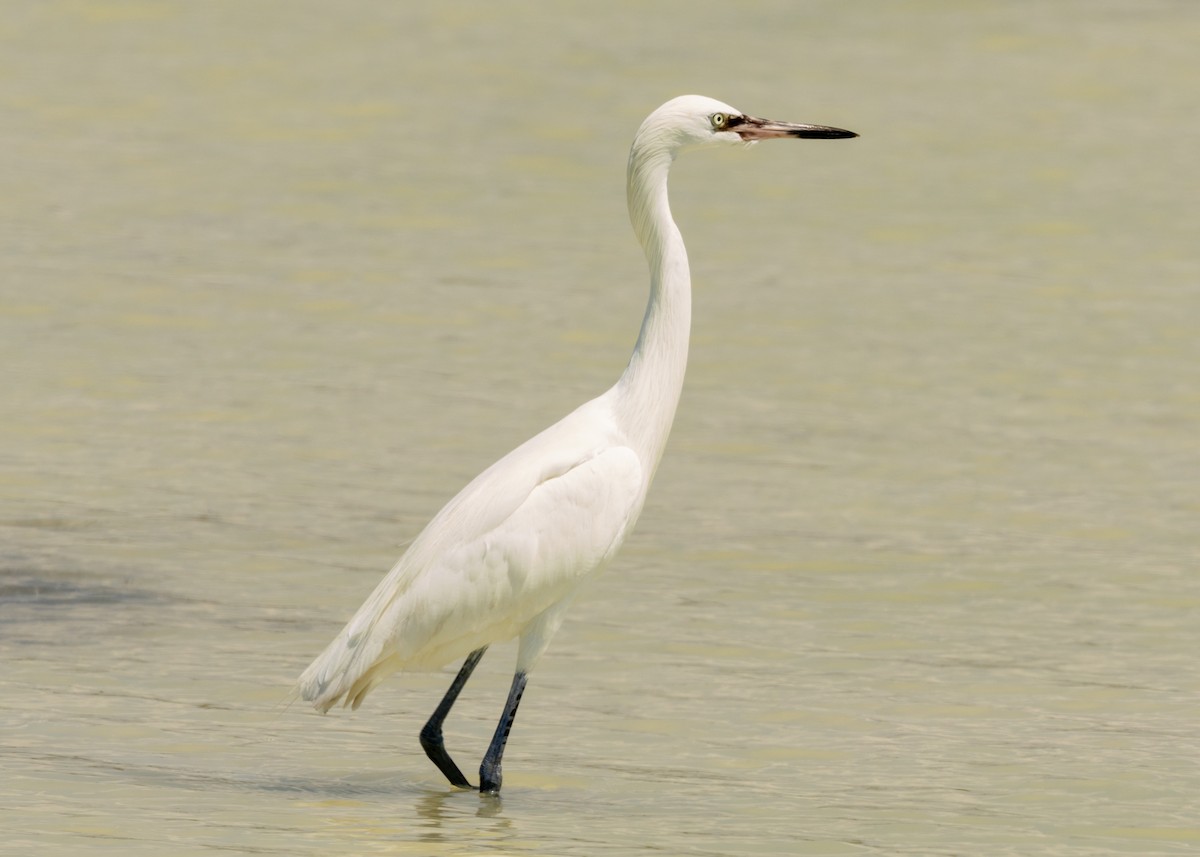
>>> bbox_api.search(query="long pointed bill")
[732,115,858,140]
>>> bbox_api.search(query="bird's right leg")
[420,646,488,788]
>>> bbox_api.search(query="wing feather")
[298,397,644,710]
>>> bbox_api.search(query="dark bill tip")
[790,125,858,139]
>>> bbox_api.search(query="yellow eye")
[710,112,728,130]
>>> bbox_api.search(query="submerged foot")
[479,761,502,795]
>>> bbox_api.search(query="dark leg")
[420,646,487,788]
[479,670,528,794]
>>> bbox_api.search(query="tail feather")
[299,626,373,712]
[297,638,350,712]
[298,598,409,713]
[298,553,418,711]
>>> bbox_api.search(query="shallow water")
[2,2,1198,854]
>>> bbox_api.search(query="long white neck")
[613,136,691,480]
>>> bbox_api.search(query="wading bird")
[299,95,856,793]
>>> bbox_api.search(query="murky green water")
[2,2,1198,854]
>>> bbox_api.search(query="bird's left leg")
[476,600,571,793]
[420,646,487,788]
[478,670,528,794]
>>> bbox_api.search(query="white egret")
[298,94,857,793]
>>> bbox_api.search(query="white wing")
[298,396,644,710]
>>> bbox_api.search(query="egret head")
[634,94,857,159]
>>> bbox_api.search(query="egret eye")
[710,112,728,130]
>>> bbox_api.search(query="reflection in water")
[415,790,511,842]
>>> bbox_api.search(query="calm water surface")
[2,2,1198,855]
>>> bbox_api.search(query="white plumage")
[300,400,643,707]
[298,95,856,793]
